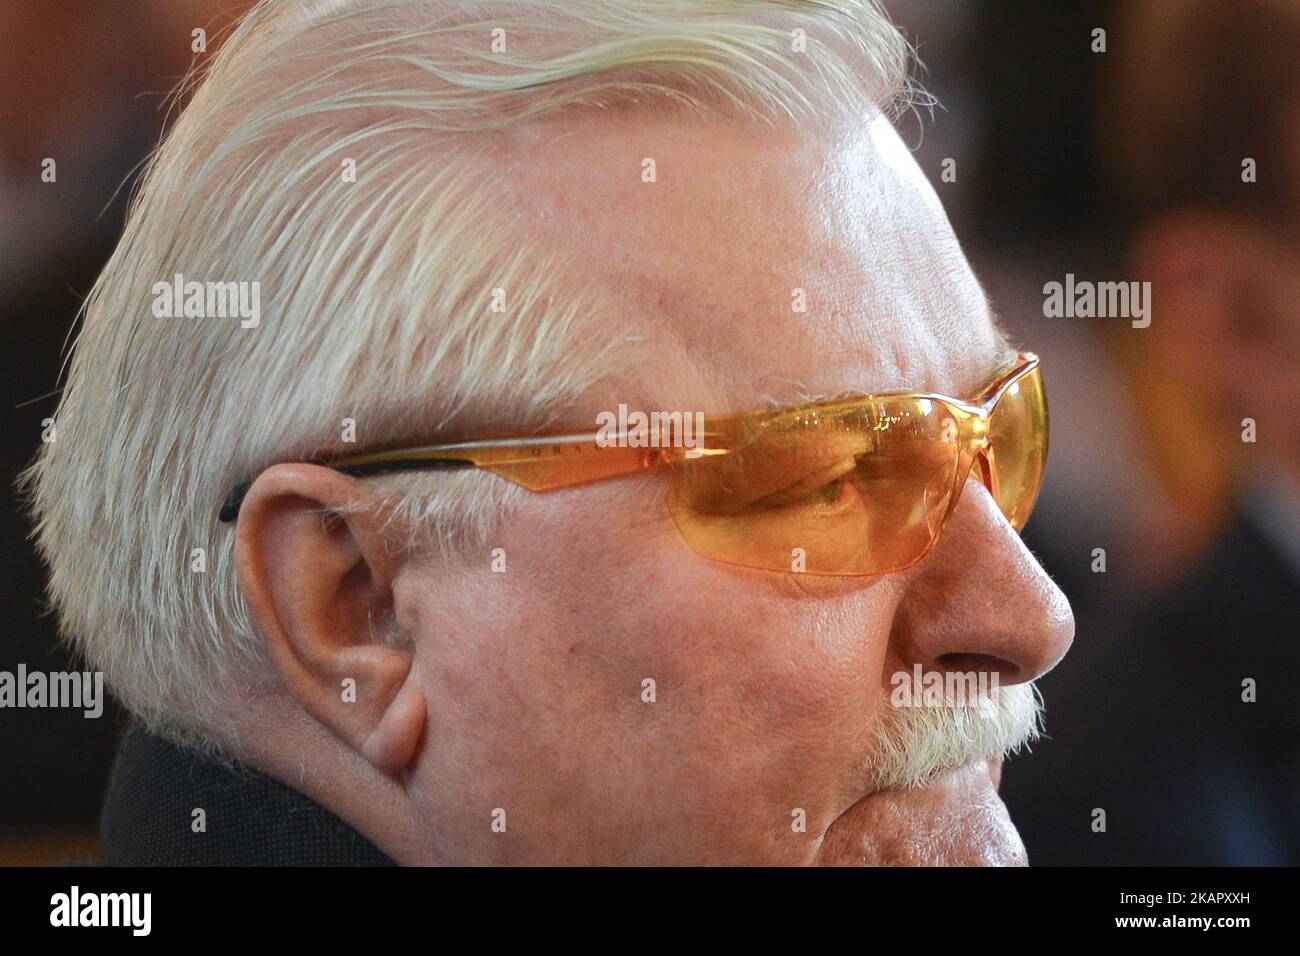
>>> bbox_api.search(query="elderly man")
[26,0,1072,866]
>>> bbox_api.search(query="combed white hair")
[23,0,913,742]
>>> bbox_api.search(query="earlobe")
[362,669,427,775]
[234,463,426,778]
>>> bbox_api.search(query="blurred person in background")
[1003,0,1300,865]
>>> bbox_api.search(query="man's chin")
[814,759,1027,866]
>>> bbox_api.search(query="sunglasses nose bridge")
[973,445,999,500]
[957,413,998,499]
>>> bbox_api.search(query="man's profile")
[23,0,1073,866]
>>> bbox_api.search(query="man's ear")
[234,463,426,776]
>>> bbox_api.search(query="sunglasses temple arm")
[217,456,476,523]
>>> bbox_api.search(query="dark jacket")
[101,725,394,866]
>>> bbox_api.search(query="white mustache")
[865,682,1044,792]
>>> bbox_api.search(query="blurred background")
[2,0,1297,864]
[0,0,257,864]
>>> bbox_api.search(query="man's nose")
[888,477,1075,685]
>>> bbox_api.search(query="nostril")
[935,652,1020,683]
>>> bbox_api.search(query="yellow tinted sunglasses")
[220,352,1046,577]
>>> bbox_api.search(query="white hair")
[23,0,913,743]
[867,684,1044,792]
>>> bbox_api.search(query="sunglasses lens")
[666,398,960,575]
[988,365,1048,530]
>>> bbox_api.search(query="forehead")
[506,107,1011,410]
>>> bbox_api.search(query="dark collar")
[101,724,395,866]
